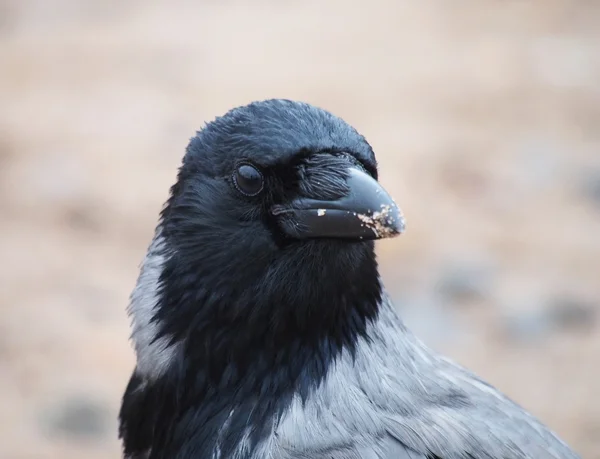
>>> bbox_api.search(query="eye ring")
[232,163,264,197]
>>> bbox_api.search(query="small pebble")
[41,394,111,441]
[502,296,597,342]
[581,170,600,209]
[435,261,493,304]
[547,297,597,331]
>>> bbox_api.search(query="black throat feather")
[119,231,382,459]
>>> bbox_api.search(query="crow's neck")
[120,241,382,458]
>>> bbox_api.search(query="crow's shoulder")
[271,296,580,459]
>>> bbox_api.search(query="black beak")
[272,167,405,241]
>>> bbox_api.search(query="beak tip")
[355,204,405,240]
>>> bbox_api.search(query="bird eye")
[233,163,264,196]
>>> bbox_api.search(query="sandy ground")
[1,1,600,457]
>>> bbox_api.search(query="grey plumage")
[271,295,579,458]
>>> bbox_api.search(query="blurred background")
[1,0,599,457]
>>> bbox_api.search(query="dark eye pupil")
[234,164,264,196]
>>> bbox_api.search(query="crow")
[119,99,580,459]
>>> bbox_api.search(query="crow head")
[122,99,404,457]
[130,100,404,382]
[144,104,405,368]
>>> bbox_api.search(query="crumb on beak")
[356,204,402,238]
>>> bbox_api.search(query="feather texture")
[119,99,580,459]
[272,295,579,459]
